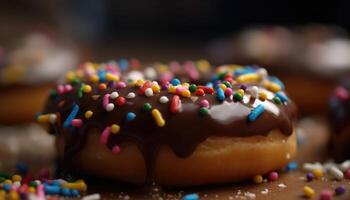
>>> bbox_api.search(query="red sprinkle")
[345,168,350,178]
[71,119,83,127]
[195,88,205,96]
[198,86,214,94]
[268,171,279,181]
[171,95,180,113]
[99,83,107,90]
[335,86,349,100]
[112,145,121,154]
[116,97,126,106]
[139,81,152,95]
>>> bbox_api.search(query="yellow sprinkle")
[157,64,168,73]
[105,73,120,81]
[263,81,281,93]
[111,124,120,134]
[63,181,87,191]
[168,85,176,94]
[12,175,21,182]
[75,70,84,79]
[181,90,191,98]
[4,179,12,184]
[37,114,50,123]
[28,187,36,193]
[82,85,92,93]
[135,80,145,87]
[236,73,261,84]
[259,92,268,101]
[8,191,19,200]
[152,109,165,127]
[152,85,161,93]
[220,84,227,91]
[303,186,315,198]
[253,175,263,184]
[312,168,323,178]
[85,111,93,119]
[65,71,76,82]
[196,59,210,72]
[237,89,245,96]
[182,83,190,88]
[90,75,99,83]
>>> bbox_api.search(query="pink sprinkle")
[36,184,45,200]
[161,72,174,83]
[169,61,181,72]
[116,81,127,88]
[57,85,65,94]
[64,84,73,92]
[103,94,110,108]
[200,99,210,108]
[71,119,83,127]
[176,87,185,94]
[345,168,350,178]
[268,171,279,181]
[100,127,111,145]
[225,88,233,96]
[112,145,121,154]
[184,61,199,80]
[320,190,333,200]
[335,86,349,100]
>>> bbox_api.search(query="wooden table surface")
[1,116,349,200]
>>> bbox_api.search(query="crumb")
[261,188,269,194]
[244,192,256,199]
[278,183,287,188]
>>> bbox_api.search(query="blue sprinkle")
[98,69,106,82]
[63,104,80,128]
[217,88,225,102]
[286,162,298,171]
[248,104,265,122]
[206,82,213,88]
[44,185,61,195]
[210,74,219,82]
[269,76,285,89]
[126,112,136,121]
[61,188,71,196]
[3,184,11,191]
[71,189,80,197]
[118,58,129,71]
[234,67,256,76]
[171,78,181,86]
[52,180,61,186]
[275,92,288,103]
[15,162,29,175]
[183,193,199,200]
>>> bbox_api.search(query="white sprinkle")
[303,163,323,172]
[106,103,115,112]
[278,183,287,188]
[244,192,256,199]
[126,92,136,99]
[257,68,268,78]
[152,81,159,86]
[110,92,119,99]
[49,114,57,124]
[340,160,350,172]
[159,96,169,103]
[261,189,269,194]
[145,88,154,97]
[145,67,157,80]
[249,86,259,98]
[82,193,101,200]
[329,166,344,181]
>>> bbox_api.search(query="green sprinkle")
[189,84,197,93]
[29,181,38,188]
[71,78,81,85]
[0,172,11,179]
[218,72,228,80]
[50,89,58,98]
[273,96,282,105]
[0,177,5,183]
[233,93,243,101]
[77,83,83,98]
[143,103,152,112]
[199,107,209,116]
[223,81,232,88]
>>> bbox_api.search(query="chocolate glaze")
[41,66,297,185]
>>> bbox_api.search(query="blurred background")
[1,0,350,173]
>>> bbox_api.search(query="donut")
[0,32,77,124]
[329,78,350,161]
[38,62,297,186]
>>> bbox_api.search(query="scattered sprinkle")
[182,193,199,200]
[248,104,265,122]
[268,171,279,181]
[303,186,315,198]
[143,103,152,112]
[319,190,333,200]
[85,111,93,119]
[253,175,263,184]
[159,96,169,104]
[152,109,165,127]
[335,186,346,195]
[111,124,120,134]
[126,112,136,121]
[126,92,136,99]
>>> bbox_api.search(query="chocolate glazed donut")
[38,63,297,186]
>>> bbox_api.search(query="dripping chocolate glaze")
[43,81,297,184]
